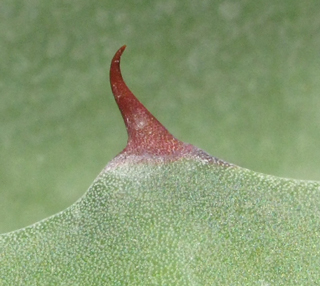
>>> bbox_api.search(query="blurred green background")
[1,0,319,232]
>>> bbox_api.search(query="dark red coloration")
[110,45,194,157]
[109,46,231,165]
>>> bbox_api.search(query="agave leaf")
[0,47,319,284]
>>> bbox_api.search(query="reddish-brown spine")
[109,45,230,166]
[110,45,191,157]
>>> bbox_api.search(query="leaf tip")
[109,46,231,166]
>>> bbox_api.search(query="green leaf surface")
[1,1,320,284]
[1,158,320,284]
[1,43,320,284]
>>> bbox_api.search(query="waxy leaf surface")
[0,47,319,285]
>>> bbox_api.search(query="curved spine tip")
[109,46,193,157]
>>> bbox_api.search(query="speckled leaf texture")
[1,46,320,285]
[1,160,320,284]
